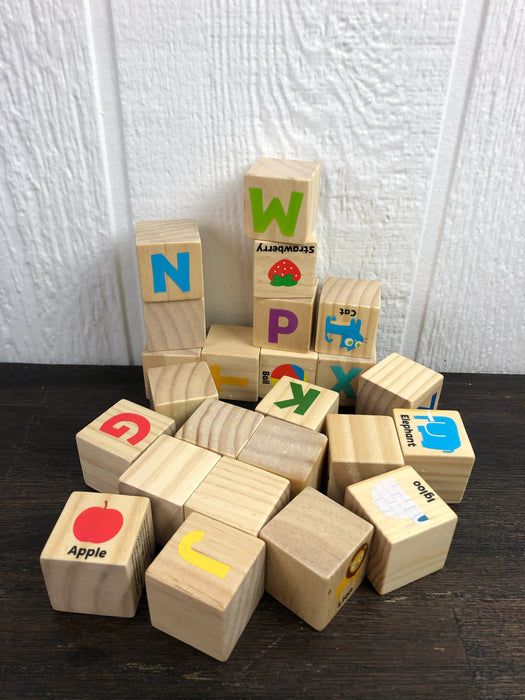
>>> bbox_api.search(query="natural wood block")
[259,346,318,397]
[142,346,201,399]
[314,278,381,358]
[244,158,321,243]
[252,281,318,353]
[326,415,405,503]
[316,352,376,407]
[118,435,220,546]
[148,361,218,428]
[143,297,206,352]
[202,325,260,401]
[146,512,265,662]
[238,416,328,497]
[40,492,154,617]
[393,409,476,503]
[344,465,458,595]
[253,232,318,298]
[76,399,175,493]
[255,375,339,432]
[356,353,444,416]
[259,487,373,631]
[176,398,263,458]
[136,219,204,302]
[185,456,290,536]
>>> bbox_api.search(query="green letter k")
[275,382,320,415]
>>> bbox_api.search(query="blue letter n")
[151,252,190,293]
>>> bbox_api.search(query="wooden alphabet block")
[326,414,405,503]
[244,157,321,243]
[238,416,328,497]
[392,409,475,503]
[259,347,318,397]
[76,399,175,493]
[356,353,444,416]
[316,352,376,407]
[142,346,201,399]
[40,492,154,617]
[255,375,339,432]
[252,281,318,353]
[315,278,381,358]
[143,297,206,352]
[259,487,373,631]
[148,361,218,428]
[202,325,260,401]
[253,232,318,299]
[344,466,458,594]
[136,219,204,302]
[119,435,220,546]
[176,398,263,458]
[184,456,290,536]
[146,512,265,661]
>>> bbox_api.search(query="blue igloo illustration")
[371,477,429,524]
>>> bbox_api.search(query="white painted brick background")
[1,0,523,371]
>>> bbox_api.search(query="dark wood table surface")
[1,364,523,699]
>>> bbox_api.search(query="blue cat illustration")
[325,316,364,351]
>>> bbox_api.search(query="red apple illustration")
[268,259,301,287]
[73,500,124,543]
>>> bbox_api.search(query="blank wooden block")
[143,297,206,352]
[252,281,318,353]
[316,352,376,407]
[40,492,154,617]
[142,346,201,399]
[202,325,260,401]
[119,435,220,546]
[238,416,328,497]
[136,219,203,302]
[253,233,318,298]
[146,512,265,662]
[256,376,339,432]
[259,346,318,397]
[76,399,175,493]
[260,487,373,631]
[176,398,263,458]
[344,466,458,594]
[356,353,444,416]
[244,158,321,243]
[393,409,476,503]
[326,414,405,503]
[185,456,290,536]
[315,278,381,359]
[148,361,218,428]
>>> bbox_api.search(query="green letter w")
[249,187,304,237]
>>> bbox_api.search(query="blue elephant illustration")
[414,415,461,453]
[325,316,364,351]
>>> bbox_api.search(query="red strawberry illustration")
[268,259,301,287]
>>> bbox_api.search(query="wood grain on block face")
[315,278,381,358]
[256,376,339,432]
[252,281,318,353]
[316,352,376,407]
[259,347,318,397]
[175,398,263,458]
[142,346,201,399]
[326,415,405,504]
[146,512,265,662]
[118,435,220,546]
[344,466,457,595]
[253,232,318,299]
[356,353,444,416]
[244,158,321,244]
[392,409,475,503]
[143,298,206,352]
[136,219,204,302]
[184,456,290,536]
[76,399,175,493]
[40,492,154,617]
[237,416,328,497]
[202,325,260,401]
[259,487,373,631]
[148,361,218,428]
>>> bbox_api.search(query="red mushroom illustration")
[268,259,301,287]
